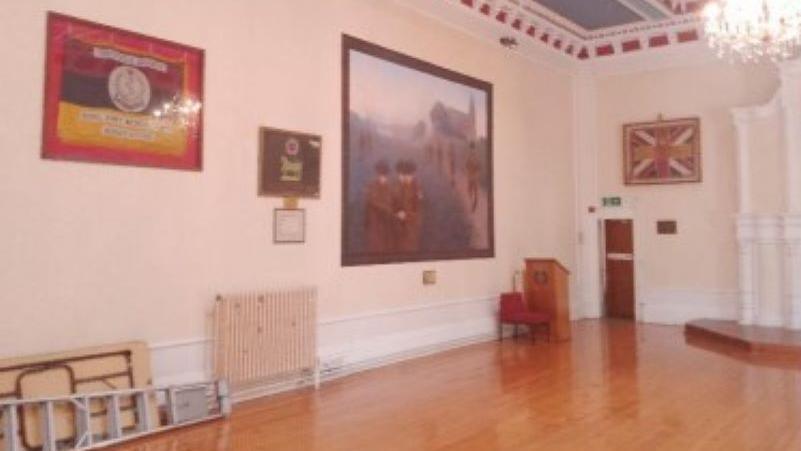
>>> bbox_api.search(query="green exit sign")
[602,196,622,207]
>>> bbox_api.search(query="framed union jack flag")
[623,117,701,185]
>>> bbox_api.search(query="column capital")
[780,61,801,110]
[755,216,784,244]
[731,94,781,126]
[736,214,758,243]
[784,215,801,237]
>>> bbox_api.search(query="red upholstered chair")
[499,292,550,342]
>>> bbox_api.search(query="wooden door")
[604,219,635,319]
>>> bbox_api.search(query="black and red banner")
[42,12,204,170]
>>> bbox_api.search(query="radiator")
[213,287,318,395]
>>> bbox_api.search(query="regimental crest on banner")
[623,117,701,185]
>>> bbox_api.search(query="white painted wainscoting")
[637,290,739,325]
[574,288,739,325]
[149,296,499,392]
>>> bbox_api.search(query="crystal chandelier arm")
[703,0,801,62]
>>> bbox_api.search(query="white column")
[785,216,801,329]
[572,69,602,319]
[732,111,753,215]
[732,110,758,324]
[756,216,785,326]
[737,216,758,325]
[780,61,801,214]
[780,60,801,328]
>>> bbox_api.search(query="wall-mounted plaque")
[259,127,321,198]
[656,220,678,235]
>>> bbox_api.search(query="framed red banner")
[42,12,204,170]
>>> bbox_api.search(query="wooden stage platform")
[685,319,801,366]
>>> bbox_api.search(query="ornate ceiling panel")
[444,0,711,60]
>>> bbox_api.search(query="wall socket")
[422,270,437,285]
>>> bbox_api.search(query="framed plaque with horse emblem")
[42,12,204,170]
[258,127,322,198]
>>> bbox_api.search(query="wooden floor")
[111,320,801,451]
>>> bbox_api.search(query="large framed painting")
[342,35,494,266]
[42,12,204,170]
[623,117,701,185]
[258,127,321,198]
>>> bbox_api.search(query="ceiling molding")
[515,1,590,40]
[425,0,708,62]
[616,0,668,21]
[659,0,711,14]
[393,0,580,74]
[392,0,755,77]
[587,40,732,77]
[642,0,680,17]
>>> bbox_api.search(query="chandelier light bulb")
[151,96,202,127]
[703,0,801,62]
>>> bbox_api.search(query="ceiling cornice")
[394,0,580,74]
[393,0,733,77]
[436,0,708,61]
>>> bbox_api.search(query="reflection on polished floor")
[111,320,801,451]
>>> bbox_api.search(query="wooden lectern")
[523,259,571,342]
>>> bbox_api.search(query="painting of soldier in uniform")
[342,35,494,266]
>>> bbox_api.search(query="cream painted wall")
[0,0,575,358]
[595,63,778,307]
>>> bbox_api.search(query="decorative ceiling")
[446,0,711,60]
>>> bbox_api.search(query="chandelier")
[703,0,801,62]
[152,95,202,127]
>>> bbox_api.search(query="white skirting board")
[574,299,603,319]
[150,290,742,391]
[149,296,500,393]
[637,290,739,325]
[569,290,739,325]
[149,290,739,398]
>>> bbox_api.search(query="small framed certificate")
[274,209,305,244]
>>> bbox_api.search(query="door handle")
[606,253,633,261]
